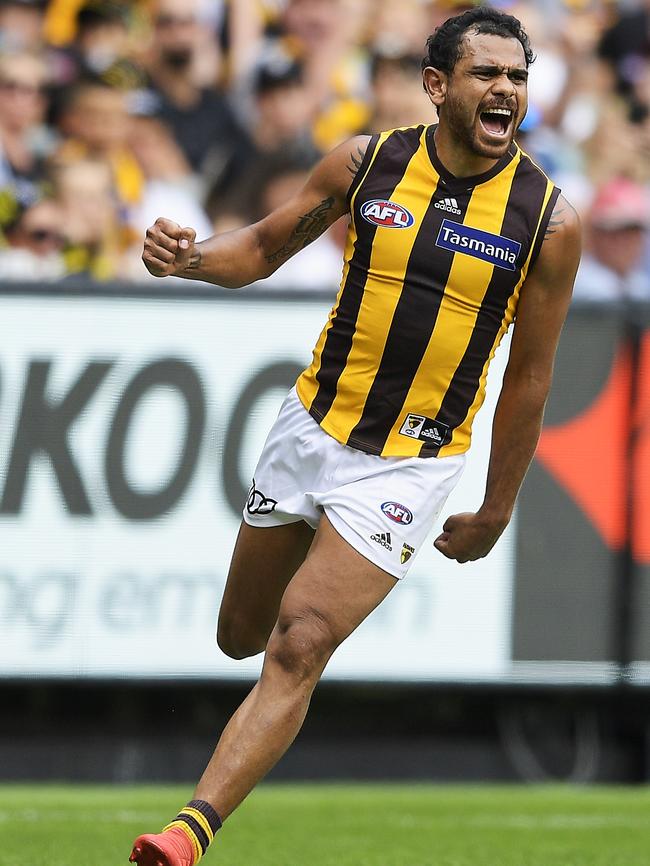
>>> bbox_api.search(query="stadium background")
[1,0,650,804]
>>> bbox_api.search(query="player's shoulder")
[334,124,426,165]
[321,134,373,167]
[311,134,373,198]
[515,144,568,204]
[313,126,426,204]
[343,133,375,178]
[528,191,581,287]
[514,146,579,232]
[544,193,581,244]
[345,125,428,181]
[371,123,429,151]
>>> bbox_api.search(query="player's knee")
[216,616,266,660]
[265,610,337,683]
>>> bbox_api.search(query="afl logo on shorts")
[381,501,413,525]
[361,199,414,229]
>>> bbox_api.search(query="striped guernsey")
[296,123,560,458]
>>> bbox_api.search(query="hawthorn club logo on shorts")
[360,199,415,229]
[381,501,413,525]
[246,479,278,515]
[400,543,415,564]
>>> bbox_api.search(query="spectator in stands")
[584,98,648,190]
[124,114,212,280]
[51,157,126,280]
[252,55,318,158]
[205,52,318,223]
[342,0,374,53]
[0,0,46,52]
[367,51,431,133]
[0,50,53,236]
[0,195,67,279]
[143,0,250,196]
[632,59,650,146]
[599,0,650,122]
[54,75,144,215]
[0,0,642,289]
[637,80,650,227]
[44,2,148,101]
[573,177,650,303]
[370,0,435,57]
[73,1,129,73]
[262,0,370,153]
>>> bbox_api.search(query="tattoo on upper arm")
[544,205,565,239]
[345,144,367,178]
[265,196,336,265]
[544,198,578,239]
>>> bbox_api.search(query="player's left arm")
[434,194,581,563]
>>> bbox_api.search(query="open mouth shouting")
[479,106,515,139]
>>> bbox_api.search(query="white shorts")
[243,388,465,579]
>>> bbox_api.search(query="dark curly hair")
[422,7,535,75]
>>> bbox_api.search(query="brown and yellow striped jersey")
[295,123,560,458]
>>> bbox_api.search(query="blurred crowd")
[0,0,648,297]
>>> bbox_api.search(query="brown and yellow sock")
[163,799,222,863]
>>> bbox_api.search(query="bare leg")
[128,519,320,866]
[217,519,315,659]
[195,515,397,818]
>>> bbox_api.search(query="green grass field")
[1,783,650,866]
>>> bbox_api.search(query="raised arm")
[434,194,582,563]
[142,135,372,287]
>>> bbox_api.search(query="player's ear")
[423,66,447,108]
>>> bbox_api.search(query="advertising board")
[2,291,647,684]
[0,291,516,681]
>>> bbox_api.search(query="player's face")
[441,31,528,160]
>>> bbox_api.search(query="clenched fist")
[142,217,198,278]
[433,511,508,563]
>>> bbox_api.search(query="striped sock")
[163,799,222,864]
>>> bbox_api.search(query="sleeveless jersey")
[295,124,560,458]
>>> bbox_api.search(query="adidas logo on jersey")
[370,531,392,551]
[434,197,462,215]
[399,413,451,446]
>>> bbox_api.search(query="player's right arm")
[142,135,372,287]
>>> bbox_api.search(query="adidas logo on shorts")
[434,197,462,215]
[370,531,392,551]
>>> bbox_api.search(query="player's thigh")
[270,514,397,666]
[218,519,315,642]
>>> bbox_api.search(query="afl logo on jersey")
[361,199,415,228]
[381,501,413,525]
